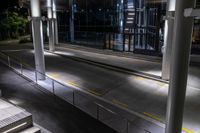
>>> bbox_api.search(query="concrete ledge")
[0,98,33,133]
[0,111,33,133]
[19,126,41,133]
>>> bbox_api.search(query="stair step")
[19,126,41,133]
[0,98,33,133]
[0,111,33,133]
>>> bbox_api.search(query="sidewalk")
[58,43,162,62]
[56,44,162,77]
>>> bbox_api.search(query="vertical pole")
[128,34,131,51]
[109,33,111,49]
[96,105,99,120]
[166,0,195,133]
[54,19,59,44]
[137,0,142,47]
[35,71,38,83]
[73,91,75,105]
[123,34,125,51]
[20,63,23,74]
[143,6,147,48]
[53,0,59,45]
[8,56,10,67]
[69,0,75,42]
[52,80,55,94]
[161,0,176,80]
[119,0,124,34]
[30,0,46,80]
[126,120,129,133]
[47,0,55,52]
[116,0,124,47]
[155,7,161,53]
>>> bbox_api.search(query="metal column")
[47,0,55,52]
[161,0,176,80]
[116,0,124,50]
[30,0,46,80]
[137,0,143,47]
[48,19,55,52]
[119,0,124,34]
[52,0,58,45]
[165,0,195,133]
[69,0,75,42]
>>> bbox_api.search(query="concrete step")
[19,126,41,133]
[0,111,33,133]
[0,99,33,133]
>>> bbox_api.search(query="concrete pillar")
[69,0,75,42]
[165,0,195,133]
[143,6,147,46]
[30,0,46,80]
[116,0,124,47]
[119,0,124,34]
[52,0,59,44]
[54,20,59,44]
[161,0,176,80]
[47,0,55,52]
[137,0,143,47]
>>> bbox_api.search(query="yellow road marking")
[135,77,145,81]
[143,112,161,121]
[112,99,128,108]
[182,128,194,133]
[67,81,80,87]
[86,89,102,96]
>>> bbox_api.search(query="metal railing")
[0,52,161,133]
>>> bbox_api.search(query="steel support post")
[47,0,55,52]
[161,0,176,80]
[48,18,55,52]
[54,19,59,44]
[165,0,196,133]
[137,0,142,47]
[52,0,59,45]
[30,0,46,80]
[69,0,75,42]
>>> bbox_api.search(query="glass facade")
[56,0,200,55]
